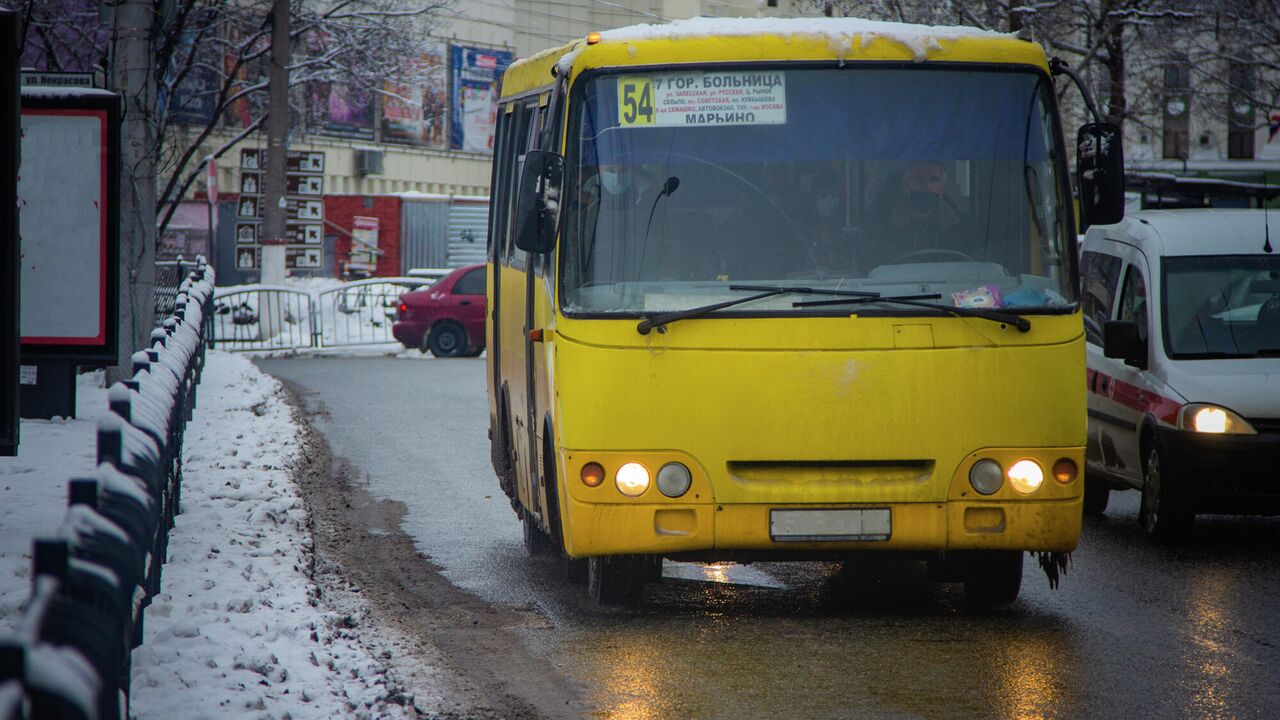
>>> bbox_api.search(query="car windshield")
[1163,255,1280,358]
[560,66,1077,317]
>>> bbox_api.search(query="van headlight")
[1178,404,1256,435]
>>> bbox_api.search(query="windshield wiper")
[636,284,878,335]
[793,294,1032,332]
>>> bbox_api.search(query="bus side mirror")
[1103,320,1146,369]
[514,149,563,254]
[1077,123,1125,228]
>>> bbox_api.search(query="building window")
[767,0,777,6]
[1228,57,1256,160]
[1162,55,1191,160]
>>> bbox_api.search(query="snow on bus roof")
[557,16,1012,72]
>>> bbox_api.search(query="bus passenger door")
[503,102,538,514]
[488,104,514,499]
[526,92,558,527]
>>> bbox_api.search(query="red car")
[392,264,487,356]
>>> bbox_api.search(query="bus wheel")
[523,513,556,556]
[1140,443,1193,543]
[641,555,664,583]
[565,557,588,585]
[588,556,643,606]
[961,551,1022,607]
[1083,474,1111,516]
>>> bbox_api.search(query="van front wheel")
[1140,444,1193,542]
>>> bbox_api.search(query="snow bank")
[129,351,413,719]
[0,372,108,631]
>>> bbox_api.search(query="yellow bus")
[487,18,1122,606]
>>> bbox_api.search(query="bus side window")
[490,104,515,265]
[532,101,551,277]
[1081,250,1122,346]
[504,102,535,270]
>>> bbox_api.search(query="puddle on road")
[663,561,788,590]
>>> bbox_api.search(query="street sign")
[237,148,325,272]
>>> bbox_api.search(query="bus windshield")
[560,66,1077,317]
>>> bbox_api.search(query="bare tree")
[10,0,449,375]
[1171,0,1280,156]
[11,0,451,235]
[150,0,452,236]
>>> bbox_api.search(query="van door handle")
[460,300,472,305]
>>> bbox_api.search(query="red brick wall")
[324,195,402,278]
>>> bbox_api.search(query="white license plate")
[770,508,891,542]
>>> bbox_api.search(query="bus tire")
[1082,474,1111,516]
[490,391,516,501]
[427,322,467,357]
[962,551,1022,607]
[588,556,643,606]
[565,557,588,585]
[523,513,556,556]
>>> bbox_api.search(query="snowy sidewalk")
[1,352,416,719]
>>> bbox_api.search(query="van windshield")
[1164,255,1280,358]
[560,66,1077,317]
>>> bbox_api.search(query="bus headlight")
[1178,404,1256,435]
[656,462,692,497]
[616,462,650,497]
[968,459,1003,495]
[1007,459,1044,494]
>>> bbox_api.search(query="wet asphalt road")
[258,355,1280,720]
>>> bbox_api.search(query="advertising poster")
[18,94,119,363]
[450,45,513,153]
[382,43,447,148]
[312,80,375,140]
[348,216,380,272]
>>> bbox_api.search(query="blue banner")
[449,45,513,153]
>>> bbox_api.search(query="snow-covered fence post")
[1,260,216,720]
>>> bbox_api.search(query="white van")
[1080,209,1280,541]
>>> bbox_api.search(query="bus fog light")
[969,459,1003,495]
[581,462,605,488]
[1008,459,1044,494]
[656,462,692,497]
[616,463,650,497]
[1053,458,1077,483]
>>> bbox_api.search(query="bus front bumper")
[562,495,1082,557]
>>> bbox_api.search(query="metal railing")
[212,277,431,351]
[1,260,216,720]
[153,258,205,331]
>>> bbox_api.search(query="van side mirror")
[1077,123,1125,228]
[1103,320,1146,368]
[514,149,563,254]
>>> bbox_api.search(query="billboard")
[449,45,512,153]
[381,43,447,148]
[18,90,119,364]
[312,81,375,140]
